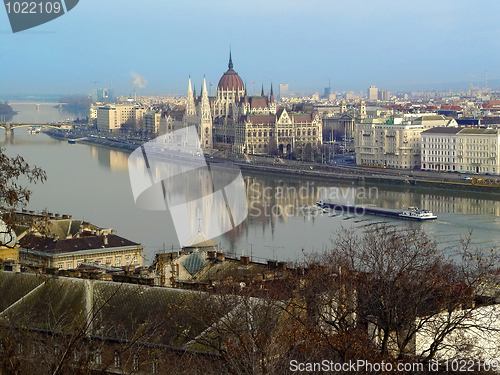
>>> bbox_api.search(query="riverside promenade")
[43,128,500,195]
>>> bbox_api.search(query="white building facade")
[421,127,461,172]
[355,115,457,170]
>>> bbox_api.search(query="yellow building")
[97,104,147,132]
[19,233,143,270]
[12,212,144,270]
[0,246,19,262]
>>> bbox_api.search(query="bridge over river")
[0,122,64,135]
[7,102,67,110]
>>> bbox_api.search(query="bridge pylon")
[4,123,13,136]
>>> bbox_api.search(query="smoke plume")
[131,73,147,89]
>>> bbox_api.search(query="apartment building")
[457,128,500,175]
[422,127,500,175]
[356,119,423,169]
[421,127,462,172]
[355,115,457,169]
[97,104,147,132]
[144,110,161,136]
[368,85,378,101]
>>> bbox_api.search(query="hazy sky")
[1,0,500,97]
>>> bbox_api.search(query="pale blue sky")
[1,0,499,96]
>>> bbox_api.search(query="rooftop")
[422,127,463,134]
[19,234,140,255]
[459,128,498,135]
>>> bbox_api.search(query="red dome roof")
[218,53,244,91]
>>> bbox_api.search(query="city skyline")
[1,0,500,96]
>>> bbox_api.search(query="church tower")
[340,99,347,114]
[186,77,196,117]
[200,77,213,150]
[359,99,367,122]
[269,83,276,115]
[184,76,200,137]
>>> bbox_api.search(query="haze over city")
[1,0,500,96]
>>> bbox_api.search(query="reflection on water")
[2,130,500,263]
[90,146,129,171]
[218,173,500,260]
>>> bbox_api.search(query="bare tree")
[287,224,500,367]
[0,149,46,247]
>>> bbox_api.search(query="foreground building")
[14,212,144,270]
[20,233,143,270]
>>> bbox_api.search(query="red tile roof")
[247,115,276,125]
[250,97,268,109]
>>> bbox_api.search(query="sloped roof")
[249,97,268,109]
[422,127,462,134]
[182,231,217,248]
[19,234,140,255]
[0,272,285,354]
[182,252,207,275]
[247,115,276,125]
[414,115,447,122]
[291,113,313,122]
[459,128,498,135]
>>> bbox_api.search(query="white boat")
[398,207,437,220]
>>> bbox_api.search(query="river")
[2,103,500,264]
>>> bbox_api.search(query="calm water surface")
[2,129,500,264]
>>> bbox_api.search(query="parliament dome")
[218,53,244,91]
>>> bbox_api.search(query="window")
[95,350,102,366]
[152,359,159,374]
[67,263,72,269]
[114,352,121,368]
[116,257,121,267]
[133,355,140,371]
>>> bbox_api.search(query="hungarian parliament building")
[159,53,323,156]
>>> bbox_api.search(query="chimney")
[267,260,278,269]
[241,256,250,265]
[216,252,225,262]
